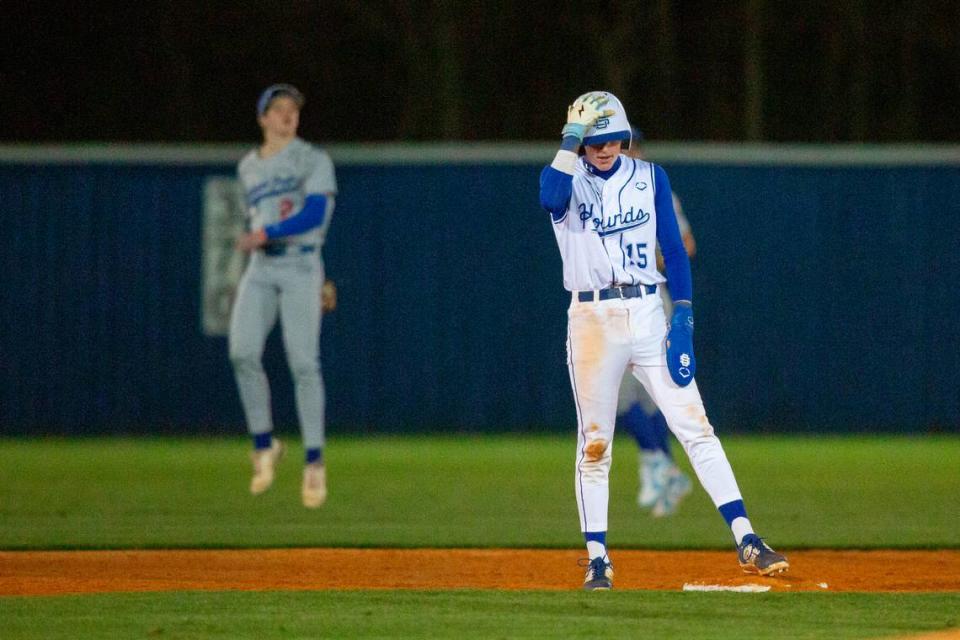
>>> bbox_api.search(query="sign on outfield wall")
[201,177,247,336]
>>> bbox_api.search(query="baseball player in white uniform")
[230,84,336,508]
[539,91,788,590]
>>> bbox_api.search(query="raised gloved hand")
[666,303,696,387]
[562,92,615,142]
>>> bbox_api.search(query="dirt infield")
[890,632,960,640]
[1,549,958,596]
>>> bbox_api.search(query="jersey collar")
[258,136,300,161]
[583,156,622,180]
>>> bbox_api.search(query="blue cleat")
[738,534,789,576]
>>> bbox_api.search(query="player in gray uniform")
[539,91,788,590]
[229,84,337,508]
[617,128,696,518]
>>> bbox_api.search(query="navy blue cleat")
[581,557,614,590]
[737,534,789,576]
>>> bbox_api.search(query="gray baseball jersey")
[673,193,690,237]
[238,137,337,246]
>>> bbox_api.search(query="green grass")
[0,435,958,549]
[2,435,958,640]
[1,590,958,639]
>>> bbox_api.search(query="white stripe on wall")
[0,142,958,167]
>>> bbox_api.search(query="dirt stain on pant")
[584,438,608,462]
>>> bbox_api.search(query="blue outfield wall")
[1,144,958,435]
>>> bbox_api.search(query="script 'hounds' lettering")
[591,206,650,236]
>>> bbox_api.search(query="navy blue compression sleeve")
[653,165,692,302]
[263,194,328,239]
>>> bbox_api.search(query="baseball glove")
[321,280,337,313]
[666,304,696,387]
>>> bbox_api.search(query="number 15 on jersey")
[625,242,648,268]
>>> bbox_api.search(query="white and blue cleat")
[638,450,693,517]
[581,557,614,591]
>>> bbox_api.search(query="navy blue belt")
[577,284,657,302]
[262,244,316,256]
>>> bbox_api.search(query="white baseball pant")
[567,289,743,533]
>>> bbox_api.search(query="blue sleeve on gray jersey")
[654,165,692,302]
[264,194,328,240]
[539,165,572,222]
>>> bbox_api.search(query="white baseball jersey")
[552,156,666,291]
[238,137,337,247]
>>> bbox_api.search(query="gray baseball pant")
[228,251,325,449]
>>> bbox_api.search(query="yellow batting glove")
[562,93,616,141]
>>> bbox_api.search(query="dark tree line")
[5,0,958,142]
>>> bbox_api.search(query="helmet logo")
[594,117,610,130]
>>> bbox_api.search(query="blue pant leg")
[622,402,674,459]
[621,403,658,451]
[651,410,673,460]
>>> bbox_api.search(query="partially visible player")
[321,279,337,314]
[617,128,696,518]
[539,91,788,590]
[229,83,337,508]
